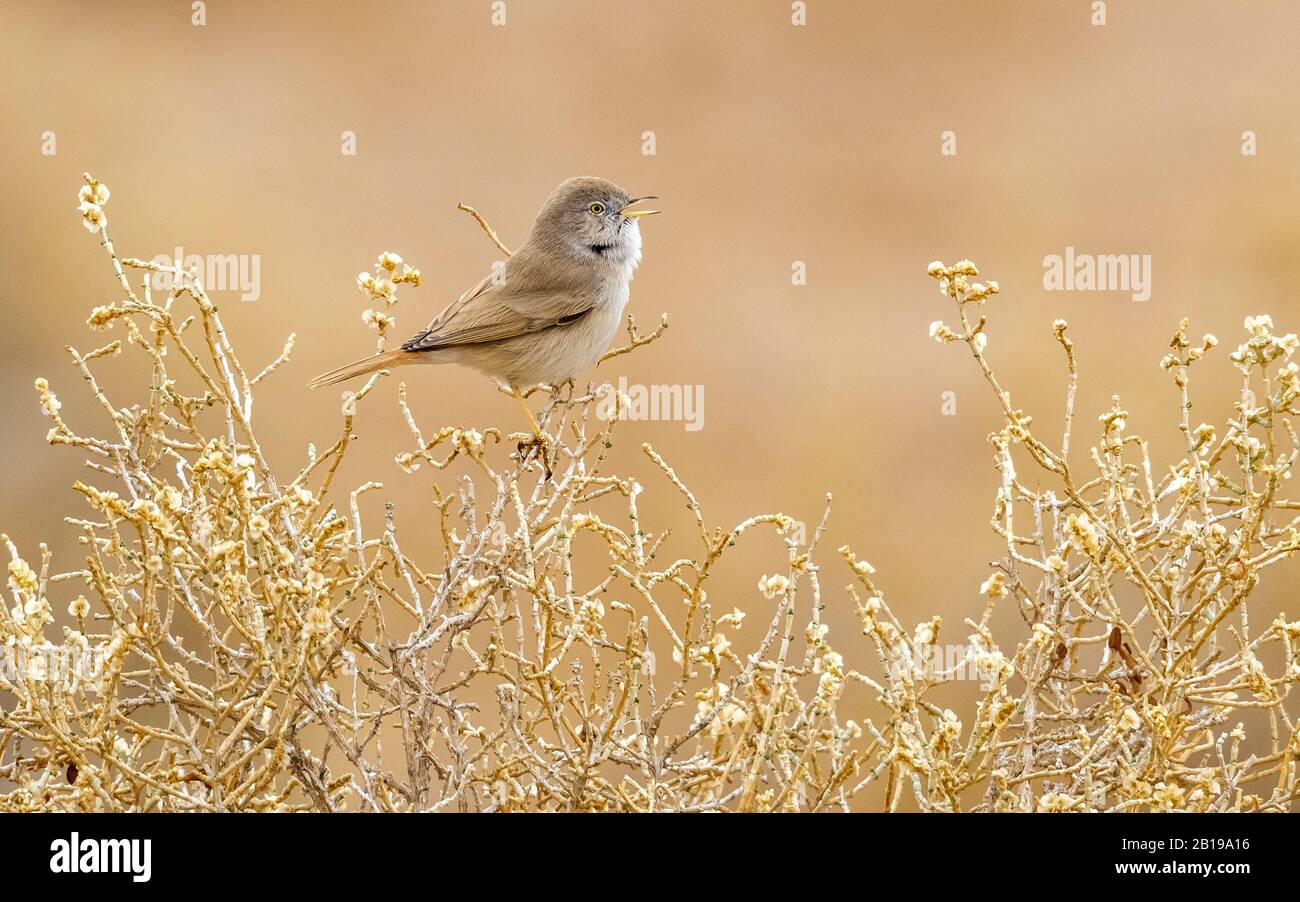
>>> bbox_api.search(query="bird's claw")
[510,430,554,480]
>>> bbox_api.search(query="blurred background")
[2,0,1299,799]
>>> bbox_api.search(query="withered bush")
[1,176,1297,812]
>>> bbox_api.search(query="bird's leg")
[511,385,545,437]
[510,385,553,478]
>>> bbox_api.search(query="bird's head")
[531,176,658,267]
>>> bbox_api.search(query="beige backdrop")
[2,0,1299,802]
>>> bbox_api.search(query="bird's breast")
[572,278,631,369]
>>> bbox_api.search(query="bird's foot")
[510,430,554,480]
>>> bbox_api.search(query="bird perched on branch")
[309,176,658,464]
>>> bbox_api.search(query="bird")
[309,176,658,458]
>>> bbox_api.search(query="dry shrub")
[1,176,1297,812]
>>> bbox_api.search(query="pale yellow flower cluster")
[356,250,422,340]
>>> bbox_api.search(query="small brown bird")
[309,177,658,446]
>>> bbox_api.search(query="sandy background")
[2,0,1299,803]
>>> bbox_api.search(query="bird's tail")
[308,349,410,389]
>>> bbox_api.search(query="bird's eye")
[589,202,605,216]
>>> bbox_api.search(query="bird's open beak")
[620,196,660,218]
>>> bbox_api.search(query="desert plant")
[0,177,1296,812]
[923,260,1300,811]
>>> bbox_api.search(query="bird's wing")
[402,272,495,349]
[401,267,595,353]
